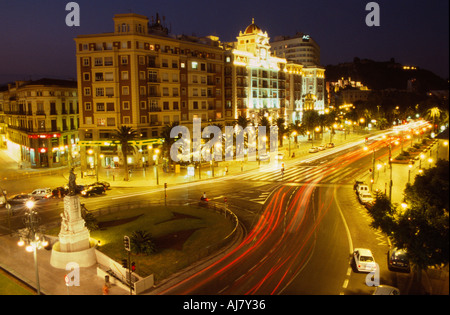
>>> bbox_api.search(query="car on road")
[353,248,377,272]
[387,248,410,272]
[356,184,370,196]
[373,285,400,295]
[52,187,69,198]
[309,147,319,153]
[318,145,326,151]
[7,194,35,206]
[276,153,284,160]
[258,153,270,161]
[90,181,111,190]
[358,192,374,204]
[326,143,335,148]
[30,188,53,200]
[81,184,106,197]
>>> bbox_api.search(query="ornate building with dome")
[224,19,326,127]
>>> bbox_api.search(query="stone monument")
[50,168,96,268]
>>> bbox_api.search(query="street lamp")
[17,200,47,295]
[87,148,100,182]
[153,149,160,185]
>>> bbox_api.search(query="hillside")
[325,58,448,92]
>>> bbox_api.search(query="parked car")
[373,285,400,295]
[276,153,284,160]
[81,184,106,197]
[309,147,319,153]
[318,145,326,151]
[30,188,53,200]
[258,153,270,161]
[326,143,335,148]
[353,248,377,272]
[358,192,374,204]
[90,181,111,190]
[387,248,410,272]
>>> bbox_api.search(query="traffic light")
[123,235,130,251]
[121,259,127,269]
[131,262,136,272]
[164,183,168,189]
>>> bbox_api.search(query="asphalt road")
[1,134,411,295]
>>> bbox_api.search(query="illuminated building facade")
[225,20,326,126]
[75,13,225,170]
[0,79,79,168]
[224,19,287,125]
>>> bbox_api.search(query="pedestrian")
[102,284,109,295]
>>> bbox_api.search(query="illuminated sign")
[302,35,310,41]
[28,133,61,139]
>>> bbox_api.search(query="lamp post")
[87,148,100,182]
[18,200,48,295]
[153,149,160,185]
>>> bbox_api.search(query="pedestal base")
[50,240,97,269]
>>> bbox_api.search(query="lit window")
[191,61,198,70]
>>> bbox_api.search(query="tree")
[367,160,449,291]
[275,117,287,147]
[302,110,320,141]
[161,122,179,171]
[130,230,156,255]
[114,126,138,181]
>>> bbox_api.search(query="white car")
[358,193,374,204]
[318,145,326,151]
[353,248,377,272]
[309,147,319,153]
[276,153,284,160]
[30,188,53,200]
[356,184,370,195]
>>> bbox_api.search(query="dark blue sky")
[0,0,448,84]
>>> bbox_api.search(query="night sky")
[0,0,448,84]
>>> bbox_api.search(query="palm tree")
[161,122,179,171]
[275,117,287,147]
[235,115,251,130]
[130,230,156,255]
[425,107,442,133]
[114,126,138,181]
[302,110,320,141]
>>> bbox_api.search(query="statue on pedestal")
[68,167,77,196]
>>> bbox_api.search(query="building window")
[122,86,129,96]
[191,61,198,70]
[94,58,103,66]
[121,71,129,80]
[84,88,91,96]
[83,58,90,66]
[95,88,104,97]
[84,102,92,111]
[104,57,113,66]
[122,101,130,110]
[121,56,128,65]
[96,103,105,111]
[107,117,115,127]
